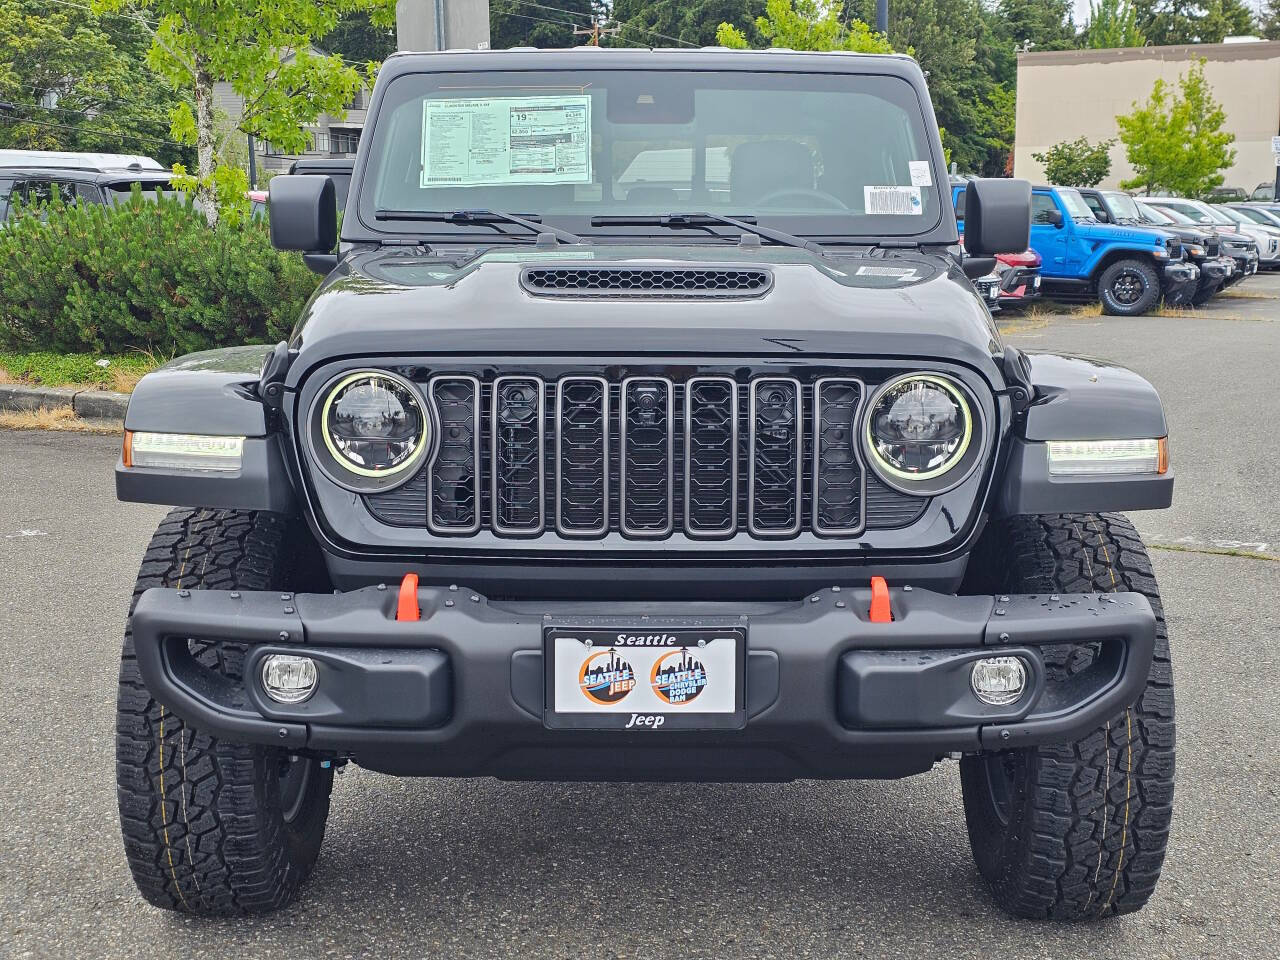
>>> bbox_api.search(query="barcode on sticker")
[864,186,922,216]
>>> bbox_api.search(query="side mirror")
[268,175,336,253]
[1047,209,1065,228]
[964,179,1032,254]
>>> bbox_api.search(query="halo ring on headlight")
[863,373,978,493]
[310,369,432,492]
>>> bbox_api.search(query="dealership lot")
[1,277,1277,960]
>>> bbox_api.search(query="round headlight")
[318,371,428,485]
[866,374,972,483]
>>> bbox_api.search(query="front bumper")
[130,583,1156,781]
[1162,261,1200,304]
[997,266,1042,304]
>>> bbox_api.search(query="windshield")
[357,69,943,241]
[1102,191,1141,220]
[1196,203,1235,225]
[1057,188,1095,219]
[1135,201,1173,225]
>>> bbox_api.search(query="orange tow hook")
[869,576,892,623]
[396,573,420,622]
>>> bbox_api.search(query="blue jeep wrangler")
[953,184,1198,316]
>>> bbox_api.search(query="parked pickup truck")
[1078,188,1233,305]
[1025,186,1197,315]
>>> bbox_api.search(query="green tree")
[1262,0,1280,39]
[716,0,891,51]
[1117,59,1236,198]
[324,11,396,62]
[612,0,767,48]
[0,0,187,165]
[1132,0,1255,45]
[1086,0,1146,48]
[94,0,395,226]
[1032,136,1116,186]
[996,0,1077,52]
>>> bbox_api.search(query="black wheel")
[116,508,334,915]
[959,513,1175,920]
[1097,259,1162,316]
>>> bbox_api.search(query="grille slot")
[428,375,480,534]
[521,266,771,298]
[491,376,544,534]
[684,377,738,536]
[620,378,674,537]
[556,377,609,536]
[748,378,803,537]
[813,378,865,535]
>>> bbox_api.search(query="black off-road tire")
[1097,259,1162,316]
[959,513,1175,920]
[116,508,334,915]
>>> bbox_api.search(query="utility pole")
[877,0,888,36]
[573,21,620,46]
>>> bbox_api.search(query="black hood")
[285,244,1006,388]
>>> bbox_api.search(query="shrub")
[0,189,319,355]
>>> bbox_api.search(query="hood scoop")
[520,265,772,298]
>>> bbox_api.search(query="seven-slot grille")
[371,373,910,540]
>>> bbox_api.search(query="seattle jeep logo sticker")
[650,649,708,705]
[578,650,636,704]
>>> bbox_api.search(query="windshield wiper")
[373,208,584,245]
[590,213,827,257]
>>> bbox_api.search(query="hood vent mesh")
[521,266,772,298]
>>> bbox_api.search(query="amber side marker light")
[122,430,133,468]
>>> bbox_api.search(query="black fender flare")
[997,353,1173,515]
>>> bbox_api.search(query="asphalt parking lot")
[2,276,1277,959]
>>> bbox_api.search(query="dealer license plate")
[544,625,746,730]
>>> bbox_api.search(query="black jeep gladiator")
[114,48,1175,921]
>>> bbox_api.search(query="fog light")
[261,655,317,704]
[971,657,1026,706]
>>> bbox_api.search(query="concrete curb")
[0,384,129,423]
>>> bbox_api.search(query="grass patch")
[0,350,162,392]
[0,405,118,433]
[1217,287,1277,300]
[1071,302,1103,317]
[1150,541,1279,563]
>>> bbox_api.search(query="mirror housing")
[1046,208,1065,228]
[269,175,336,253]
[963,179,1032,254]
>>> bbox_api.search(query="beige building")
[1014,40,1280,194]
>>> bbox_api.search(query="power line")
[0,112,184,150]
[500,1,699,47]
[494,10,650,47]
[7,98,180,141]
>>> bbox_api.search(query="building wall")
[1014,41,1280,193]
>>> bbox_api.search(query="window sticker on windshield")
[420,95,592,188]
[865,186,923,216]
[908,161,932,187]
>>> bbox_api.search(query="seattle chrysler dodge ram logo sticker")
[578,649,636,704]
[650,649,708,705]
